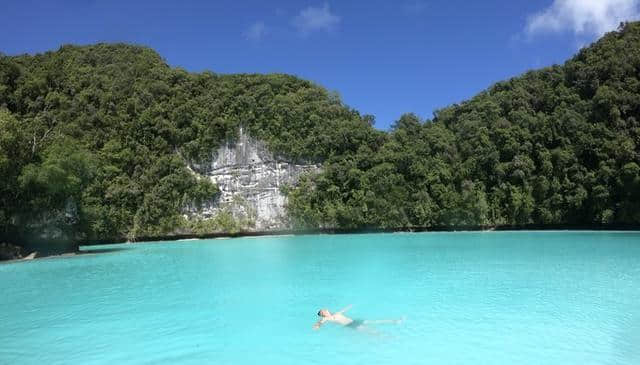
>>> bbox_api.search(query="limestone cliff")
[184,128,320,231]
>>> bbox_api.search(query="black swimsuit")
[346,319,364,329]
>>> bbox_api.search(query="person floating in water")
[312,305,403,331]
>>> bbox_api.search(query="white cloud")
[244,21,267,41]
[525,0,640,37]
[292,3,341,35]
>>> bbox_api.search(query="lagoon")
[1,232,639,364]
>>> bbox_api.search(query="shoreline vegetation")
[1,23,640,258]
[4,226,639,264]
[88,223,640,245]
[2,226,639,265]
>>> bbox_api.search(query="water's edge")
[87,222,640,245]
[3,223,640,263]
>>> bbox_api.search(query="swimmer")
[312,305,403,331]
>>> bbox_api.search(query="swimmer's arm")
[312,318,327,330]
[337,304,352,314]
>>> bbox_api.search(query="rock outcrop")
[1,198,81,258]
[0,242,24,261]
[17,199,81,255]
[185,128,320,231]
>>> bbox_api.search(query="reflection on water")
[80,247,131,254]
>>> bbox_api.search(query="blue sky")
[1,0,639,129]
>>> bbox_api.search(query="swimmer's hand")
[312,320,324,330]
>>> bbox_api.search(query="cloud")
[292,3,341,35]
[244,21,267,41]
[525,0,640,37]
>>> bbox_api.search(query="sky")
[1,0,639,129]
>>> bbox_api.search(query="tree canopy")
[287,22,640,229]
[0,43,374,243]
[1,22,639,246]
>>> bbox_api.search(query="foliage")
[0,43,372,242]
[186,210,244,235]
[2,23,640,246]
[287,22,640,229]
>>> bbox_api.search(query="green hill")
[288,22,640,229]
[0,43,376,246]
[1,23,639,249]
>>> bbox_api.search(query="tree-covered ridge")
[287,22,640,229]
[0,43,374,243]
[2,23,640,248]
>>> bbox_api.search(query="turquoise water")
[1,232,639,364]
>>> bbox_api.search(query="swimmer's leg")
[355,324,380,335]
[362,317,405,325]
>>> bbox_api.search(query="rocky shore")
[0,242,24,260]
[0,242,39,261]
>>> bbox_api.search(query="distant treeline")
[1,23,639,246]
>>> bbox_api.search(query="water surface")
[1,232,639,364]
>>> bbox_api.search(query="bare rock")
[184,128,320,231]
[0,242,24,261]
[22,252,37,260]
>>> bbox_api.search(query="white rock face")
[185,128,320,231]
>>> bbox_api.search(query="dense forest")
[1,22,639,248]
[0,42,375,245]
[287,22,640,229]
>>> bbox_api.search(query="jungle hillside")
[1,22,640,249]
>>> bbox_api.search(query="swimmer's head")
[317,309,331,317]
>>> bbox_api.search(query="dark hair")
[317,310,322,316]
